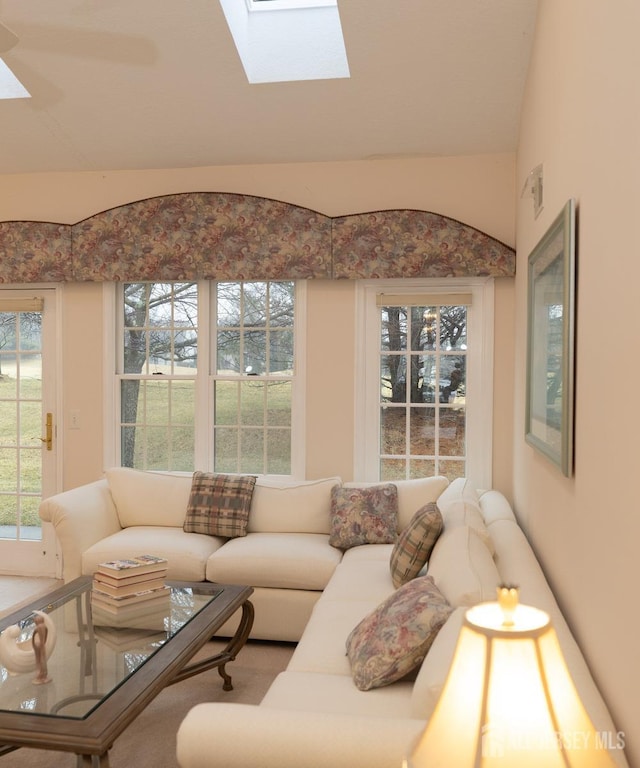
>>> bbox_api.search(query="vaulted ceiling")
[0,0,538,175]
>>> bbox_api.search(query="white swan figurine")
[0,610,57,676]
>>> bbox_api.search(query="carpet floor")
[3,638,295,768]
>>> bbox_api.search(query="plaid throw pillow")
[184,472,257,538]
[390,502,443,588]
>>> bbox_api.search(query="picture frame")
[525,198,576,477]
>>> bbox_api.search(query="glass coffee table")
[0,576,254,766]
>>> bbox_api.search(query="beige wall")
[1,154,517,490]
[515,1,639,761]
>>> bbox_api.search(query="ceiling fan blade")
[0,21,19,54]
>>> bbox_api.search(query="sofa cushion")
[439,499,495,555]
[206,532,342,590]
[329,484,398,550]
[435,476,480,508]
[321,559,395,604]
[344,476,449,532]
[247,476,340,535]
[427,525,500,607]
[183,472,257,538]
[82,526,224,582]
[346,575,452,691]
[389,502,443,588]
[262,670,416,719]
[288,599,383,676]
[106,467,193,528]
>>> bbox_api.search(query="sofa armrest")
[39,479,121,582]
[176,704,424,768]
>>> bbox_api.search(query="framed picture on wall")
[525,198,576,477]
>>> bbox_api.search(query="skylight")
[0,59,30,100]
[219,0,350,84]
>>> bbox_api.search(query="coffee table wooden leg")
[79,751,110,767]
[170,599,255,689]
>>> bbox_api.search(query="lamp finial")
[497,584,519,627]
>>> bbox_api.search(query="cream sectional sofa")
[40,468,449,641]
[39,470,628,768]
[176,482,629,768]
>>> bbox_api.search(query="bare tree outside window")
[118,281,295,473]
[379,303,467,481]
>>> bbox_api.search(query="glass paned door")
[0,291,58,576]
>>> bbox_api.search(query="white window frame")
[354,278,494,489]
[104,280,306,476]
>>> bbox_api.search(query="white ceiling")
[0,0,538,176]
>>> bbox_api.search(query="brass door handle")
[39,413,53,451]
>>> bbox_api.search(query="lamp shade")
[405,589,616,768]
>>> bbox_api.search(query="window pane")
[380,407,406,454]
[380,458,407,481]
[0,494,16,532]
[416,307,437,352]
[169,427,195,471]
[410,407,435,455]
[439,408,466,456]
[441,356,466,403]
[217,282,242,326]
[440,306,467,349]
[240,429,264,473]
[381,307,407,352]
[408,355,424,403]
[381,355,406,403]
[267,382,291,426]
[217,330,241,373]
[19,356,41,399]
[409,459,437,479]
[244,330,267,374]
[124,328,149,373]
[123,284,147,327]
[214,427,239,473]
[0,448,17,490]
[438,459,466,483]
[420,354,437,403]
[20,448,41,492]
[20,496,41,531]
[144,426,170,470]
[240,381,265,426]
[269,282,295,327]
[270,329,294,373]
[0,402,17,444]
[215,381,239,425]
[147,380,169,424]
[267,429,291,474]
[243,282,268,326]
[19,401,40,444]
[0,313,17,349]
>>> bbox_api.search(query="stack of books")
[91,555,171,628]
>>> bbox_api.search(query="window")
[219,0,349,84]
[214,281,295,474]
[115,281,300,474]
[355,280,494,488]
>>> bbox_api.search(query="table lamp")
[404,586,617,767]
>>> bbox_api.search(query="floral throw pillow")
[183,472,257,538]
[389,502,444,588]
[346,575,452,691]
[329,484,398,550]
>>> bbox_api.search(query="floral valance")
[0,192,514,283]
